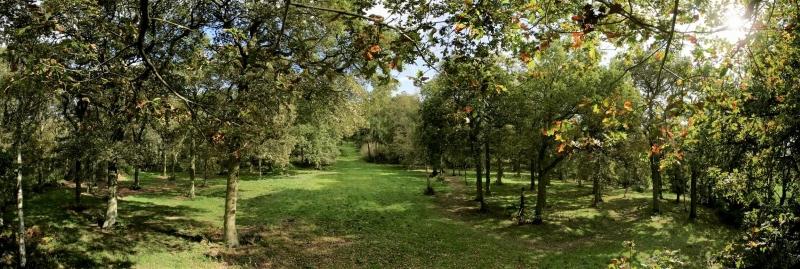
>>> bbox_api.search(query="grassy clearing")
[18,145,733,268]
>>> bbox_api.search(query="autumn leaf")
[364,51,374,61]
[455,23,468,33]
[557,143,566,153]
[650,144,661,155]
[655,51,665,61]
[520,52,531,63]
[624,100,633,111]
[571,32,583,48]
[571,15,583,21]
[369,44,382,53]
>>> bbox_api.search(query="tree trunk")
[223,153,241,247]
[533,169,547,224]
[15,148,27,268]
[514,156,521,177]
[471,132,485,211]
[484,140,491,195]
[591,175,602,207]
[650,153,662,214]
[258,158,262,179]
[496,158,503,185]
[189,137,196,199]
[529,156,536,191]
[518,187,525,225]
[102,161,119,229]
[689,165,698,220]
[74,159,82,208]
[170,152,177,180]
[366,142,372,162]
[133,166,141,190]
[162,149,167,177]
[202,158,209,187]
[36,164,43,189]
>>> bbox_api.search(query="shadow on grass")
[2,188,217,268]
[438,178,732,268]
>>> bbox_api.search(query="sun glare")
[716,7,751,43]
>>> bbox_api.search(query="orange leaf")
[520,52,531,63]
[571,32,583,48]
[623,100,633,111]
[369,44,382,53]
[650,144,661,155]
[557,143,566,153]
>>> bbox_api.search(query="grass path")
[21,145,733,268]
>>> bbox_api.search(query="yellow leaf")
[455,23,467,33]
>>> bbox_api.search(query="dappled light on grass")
[14,147,732,268]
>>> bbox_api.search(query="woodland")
[0,0,798,268]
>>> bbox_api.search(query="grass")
[13,145,734,268]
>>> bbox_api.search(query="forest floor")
[14,146,735,268]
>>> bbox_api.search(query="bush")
[718,207,800,268]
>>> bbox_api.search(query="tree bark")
[257,158,262,179]
[16,147,27,268]
[529,156,536,191]
[366,142,372,162]
[74,159,82,208]
[470,131,485,211]
[161,148,167,177]
[170,152,178,180]
[689,165,698,220]
[202,158,209,187]
[484,140,491,195]
[133,166,141,190]
[496,157,503,185]
[189,136,196,199]
[102,161,119,229]
[591,175,602,207]
[223,153,241,247]
[650,153,662,214]
[533,168,547,224]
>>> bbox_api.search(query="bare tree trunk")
[470,125,485,211]
[496,157,503,185]
[517,187,525,225]
[223,153,241,247]
[689,165,698,220]
[170,152,178,181]
[533,168,547,224]
[529,156,536,191]
[202,158,209,187]
[189,136,196,199]
[102,161,119,229]
[591,175,603,207]
[133,166,141,190]
[650,153,662,214]
[161,148,167,177]
[366,142,372,162]
[75,159,82,208]
[89,162,96,194]
[258,158,262,179]
[484,140,491,195]
[15,147,27,268]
